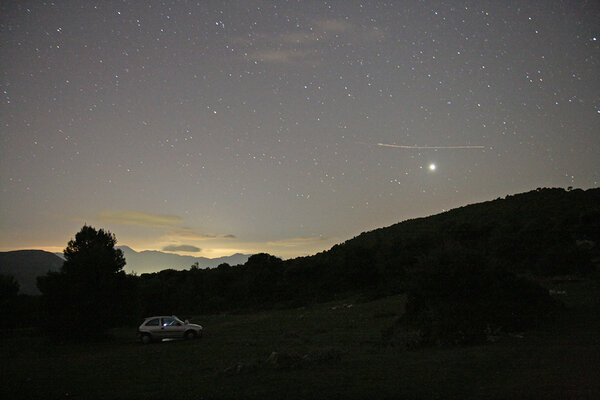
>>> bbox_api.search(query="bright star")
[429,163,436,171]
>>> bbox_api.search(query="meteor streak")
[373,142,485,150]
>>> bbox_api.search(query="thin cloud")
[239,18,382,65]
[223,234,237,239]
[315,19,352,33]
[247,49,309,64]
[98,210,221,243]
[170,226,217,240]
[281,31,321,45]
[98,210,183,227]
[362,26,385,41]
[162,244,201,253]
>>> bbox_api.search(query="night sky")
[1,1,599,266]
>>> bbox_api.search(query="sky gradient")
[1,1,599,266]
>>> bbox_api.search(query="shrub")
[401,246,559,346]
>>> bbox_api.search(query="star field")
[1,1,598,265]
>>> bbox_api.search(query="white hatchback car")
[138,315,203,344]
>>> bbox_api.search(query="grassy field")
[1,279,599,399]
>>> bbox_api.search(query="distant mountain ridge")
[116,246,250,274]
[3,248,249,295]
[0,250,63,295]
[54,246,250,274]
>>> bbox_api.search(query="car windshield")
[172,316,184,324]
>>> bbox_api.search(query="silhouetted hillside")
[285,187,599,297]
[136,187,599,315]
[0,250,63,295]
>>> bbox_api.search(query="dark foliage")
[37,225,135,339]
[282,188,599,305]
[135,254,288,316]
[400,245,559,345]
[0,273,19,301]
[132,188,599,317]
[0,273,26,329]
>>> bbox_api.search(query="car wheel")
[184,330,196,340]
[141,334,152,344]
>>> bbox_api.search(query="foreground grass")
[1,280,599,399]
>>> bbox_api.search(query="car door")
[160,317,184,338]
[142,317,161,338]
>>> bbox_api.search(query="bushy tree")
[0,274,19,301]
[401,245,559,346]
[244,253,285,303]
[37,225,133,339]
[0,272,47,330]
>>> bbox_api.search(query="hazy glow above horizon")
[1,1,598,269]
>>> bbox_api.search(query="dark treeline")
[136,253,289,316]
[136,187,599,317]
[1,187,598,342]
